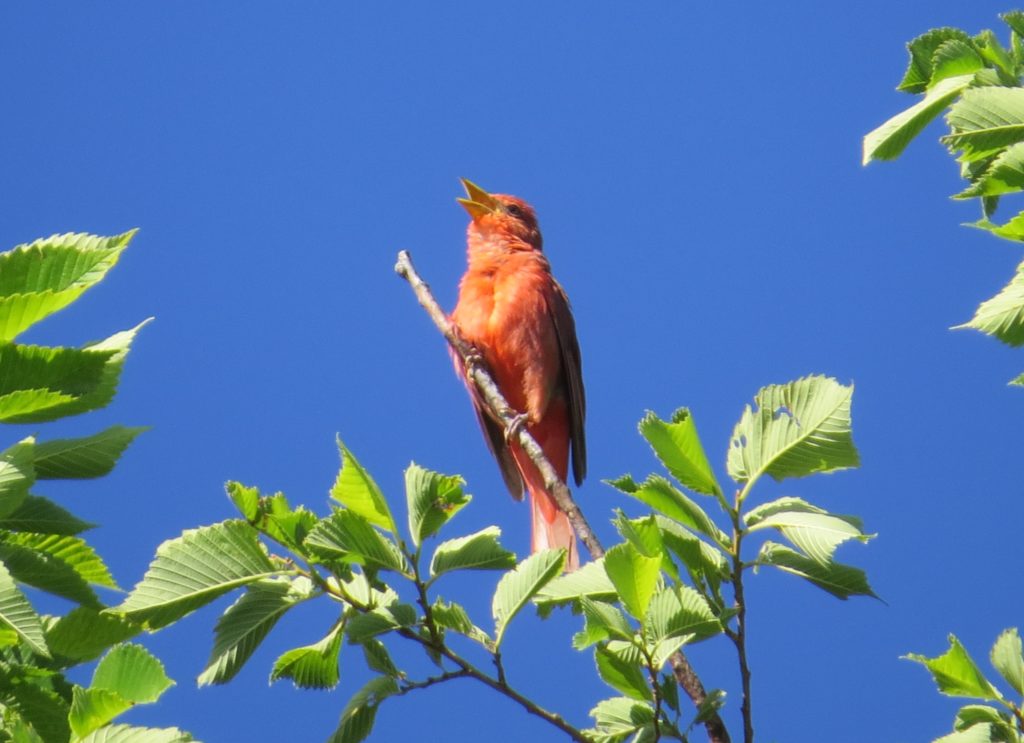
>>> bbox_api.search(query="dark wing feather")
[547,282,587,485]
[469,390,525,501]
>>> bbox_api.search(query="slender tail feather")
[528,485,579,571]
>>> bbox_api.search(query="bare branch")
[395,250,731,743]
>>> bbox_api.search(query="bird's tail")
[528,484,579,572]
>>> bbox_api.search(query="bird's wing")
[547,281,587,485]
[468,385,525,501]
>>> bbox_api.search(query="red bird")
[450,179,586,570]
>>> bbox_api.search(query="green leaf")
[0,559,48,656]
[757,542,876,600]
[898,28,976,93]
[637,409,721,496]
[270,622,344,690]
[198,576,315,686]
[990,628,1024,695]
[595,646,651,701]
[92,643,174,704]
[431,597,492,646]
[957,141,1024,198]
[429,526,516,578]
[0,534,110,607]
[1,673,69,742]
[405,463,470,547]
[492,549,565,646]
[45,608,140,664]
[864,74,975,164]
[945,87,1024,161]
[0,438,35,519]
[643,585,720,647]
[974,29,1015,78]
[604,543,661,620]
[694,689,727,725]
[331,438,395,533]
[967,212,1024,242]
[115,520,282,630]
[257,493,317,552]
[745,497,870,565]
[585,696,655,740]
[0,495,94,535]
[573,596,635,650]
[954,705,1017,739]
[907,635,1002,700]
[305,510,411,575]
[0,231,134,342]
[535,558,618,610]
[0,322,150,424]
[932,724,999,743]
[727,376,859,486]
[360,637,399,678]
[330,676,398,743]
[69,687,132,739]
[225,481,260,522]
[75,724,194,743]
[954,259,1024,346]
[32,426,146,480]
[345,603,417,643]
[930,39,985,88]
[1012,372,1024,387]
[654,517,728,593]
[607,474,726,545]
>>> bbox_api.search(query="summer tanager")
[450,179,586,570]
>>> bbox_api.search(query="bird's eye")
[505,204,523,218]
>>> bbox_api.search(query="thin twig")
[729,494,754,743]
[395,249,731,743]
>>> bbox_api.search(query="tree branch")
[394,250,731,743]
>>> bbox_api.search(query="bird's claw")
[504,412,529,444]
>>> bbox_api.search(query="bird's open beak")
[457,178,498,219]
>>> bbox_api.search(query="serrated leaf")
[654,517,728,594]
[607,474,726,545]
[907,635,1002,700]
[0,558,48,656]
[492,549,565,646]
[115,520,282,630]
[270,622,344,690]
[32,426,147,480]
[637,409,721,496]
[76,724,194,743]
[225,482,259,522]
[967,212,1024,242]
[431,597,492,646]
[405,463,470,547]
[45,607,140,664]
[990,627,1024,695]
[604,544,661,620]
[573,596,634,650]
[0,438,34,519]
[345,603,417,643]
[957,141,1024,198]
[0,231,134,342]
[954,705,1017,739]
[92,643,173,704]
[595,646,651,701]
[899,28,976,93]
[69,687,132,738]
[198,576,314,686]
[360,638,399,677]
[329,676,399,743]
[256,492,317,552]
[757,542,876,600]
[864,74,975,165]
[643,585,720,647]
[0,495,94,535]
[727,376,859,486]
[955,259,1024,346]
[535,558,618,610]
[930,39,985,88]
[932,724,999,743]
[429,526,515,578]
[945,87,1024,161]
[331,439,395,533]
[0,322,149,424]
[745,497,870,565]
[586,696,655,739]
[0,533,116,608]
[305,510,410,575]
[1,673,69,742]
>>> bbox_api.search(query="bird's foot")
[504,412,529,444]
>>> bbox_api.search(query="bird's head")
[458,178,542,251]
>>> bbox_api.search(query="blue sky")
[3,2,1022,741]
